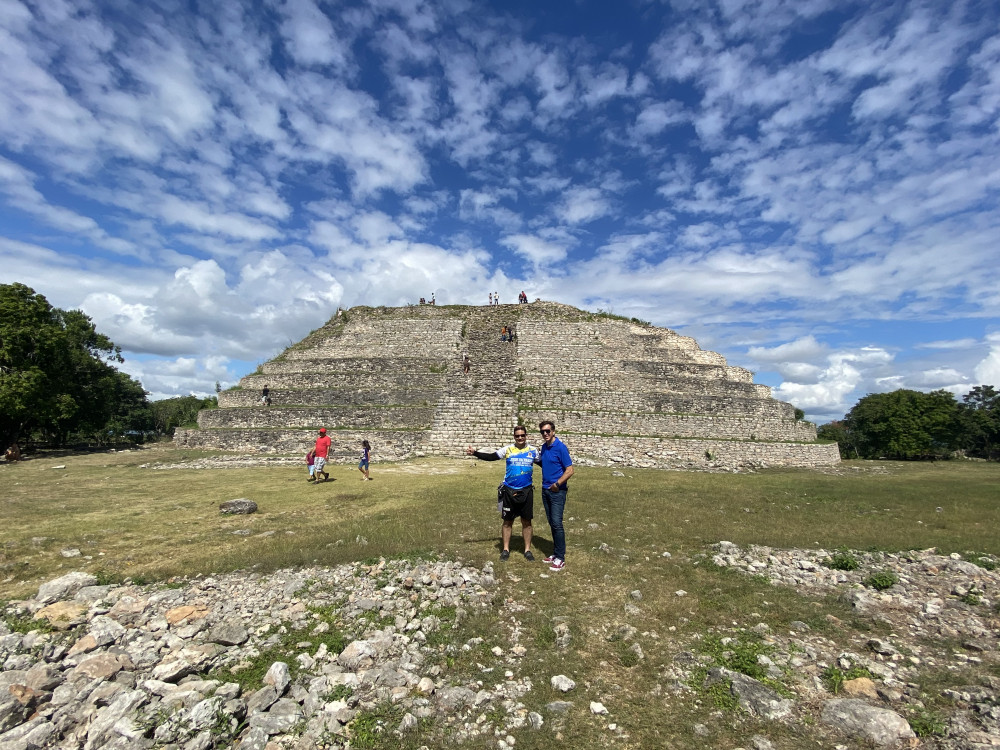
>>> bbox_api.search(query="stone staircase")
[423,305,522,453]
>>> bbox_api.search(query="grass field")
[2,445,999,749]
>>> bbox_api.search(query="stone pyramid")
[174,302,839,469]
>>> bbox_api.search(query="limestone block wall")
[198,406,436,430]
[564,436,840,469]
[517,364,771,399]
[219,388,441,408]
[288,319,462,359]
[519,410,816,442]
[423,394,519,453]
[173,428,425,461]
[240,371,446,391]
[518,321,722,364]
[517,389,793,419]
[262,357,442,375]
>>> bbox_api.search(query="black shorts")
[498,484,533,521]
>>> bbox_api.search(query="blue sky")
[1,0,998,423]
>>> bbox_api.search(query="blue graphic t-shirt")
[496,444,538,490]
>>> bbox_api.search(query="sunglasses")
[513,433,526,438]
[540,428,553,434]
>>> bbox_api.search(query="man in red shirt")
[314,428,332,482]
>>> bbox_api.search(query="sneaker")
[542,555,556,563]
[523,550,534,561]
[499,550,510,561]
[548,558,565,571]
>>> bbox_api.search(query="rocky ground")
[1,544,998,749]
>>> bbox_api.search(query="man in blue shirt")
[537,420,574,572]
[466,426,538,561]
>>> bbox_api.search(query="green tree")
[958,385,999,459]
[843,389,960,459]
[0,283,149,447]
[817,420,853,459]
[150,395,217,436]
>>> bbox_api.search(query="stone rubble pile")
[3,543,999,749]
[0,559,548,750]
[682,542,999,748]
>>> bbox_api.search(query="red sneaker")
[548,559,565,571]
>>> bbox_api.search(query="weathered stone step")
[518,409,815,442]
[519,357,750,382]
[518,389,789,417]
[173,428,426,460]
[219,387,442,409]
[518,373,770,399]
[564,434,841,468]
[286,317,464,359]
[261,356,445,374]
[240,371,449,390]
[198,406,436,430]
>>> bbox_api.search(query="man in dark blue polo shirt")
[537,420,574,571]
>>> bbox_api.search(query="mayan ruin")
[175,302,840,470]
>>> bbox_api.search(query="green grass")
[2,449,999,749]
[824,549,860,571]
[863,569,900,590]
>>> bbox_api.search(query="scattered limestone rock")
[841,677,879,700]
[551,675,576,693]
[705,668,793,720]
[219,498,258,515]
[33,600,88,628]
[820,698,916,747]
[35,571,98,604]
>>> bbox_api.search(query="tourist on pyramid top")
[488,292,492,305]
[463,353,471,375]
[314,428,331,482]
[260,385,271,406]
[465,426,538,562]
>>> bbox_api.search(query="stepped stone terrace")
[174,302,840,470]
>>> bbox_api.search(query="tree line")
[1,283,215,450]
[818,386,999,460]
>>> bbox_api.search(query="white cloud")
[501,233,570,268]
[748,335,827,364]
[275,0,351,68]
[973,334,1000,387]
[917,338,980,350]
[634,101,687,137]
[556,187,612,225]
[579,63,631,107]
[773,346,895,415]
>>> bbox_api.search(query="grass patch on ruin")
[2,448,1000,749]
